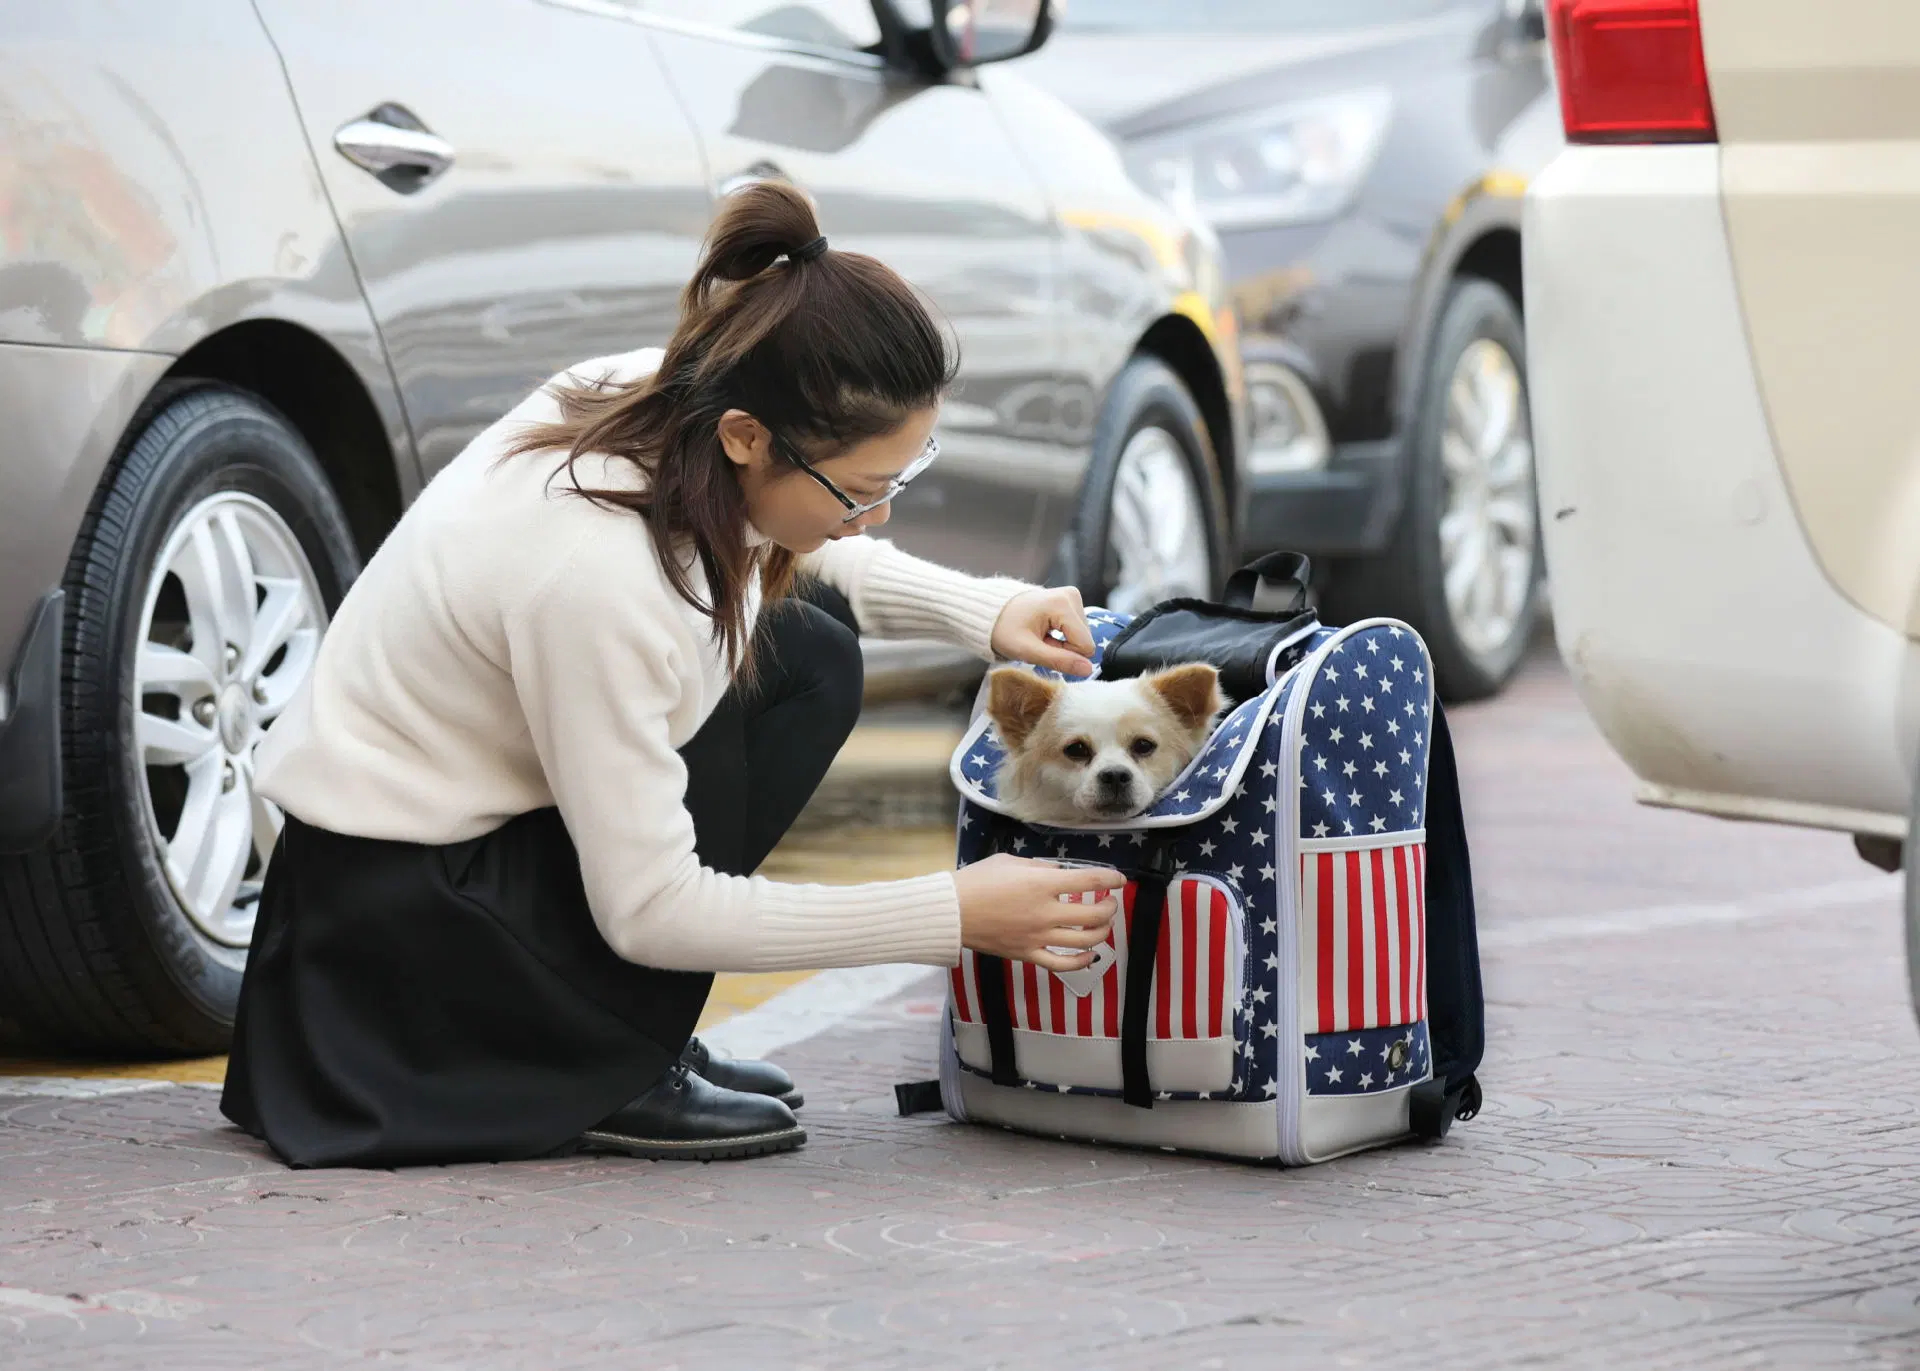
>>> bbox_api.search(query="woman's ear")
[717,409,767,470]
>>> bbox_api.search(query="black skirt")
[220,808,713,1168]
[220,589,867,1169]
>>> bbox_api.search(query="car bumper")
[1526,144,1915,836]
[1242,437,1400,560]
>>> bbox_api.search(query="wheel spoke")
[176,511,259,660]
[240,576,308,682]
[1444,521,1487,617]
[192,771,254,926]
[161,751,225,891]
[1472,353,1518,457]
[1440,429,1479,483]
[137,643,217,701]
[1485,493,1536,544]
[140,710,217,768]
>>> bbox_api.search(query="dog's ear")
[986,667,1060,751]
[1145,663,1225,735]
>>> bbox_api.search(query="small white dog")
[985,664,1226,826]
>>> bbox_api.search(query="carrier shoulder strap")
[970,816,1024,1087]
[1119,840,1175,1109]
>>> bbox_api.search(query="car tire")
[1323,279,1542,702]
[1069,354,1230,616]
[0,384,358,1054]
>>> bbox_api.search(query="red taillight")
[1547,0,1717,144]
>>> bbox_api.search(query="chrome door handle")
[334,104,454,193]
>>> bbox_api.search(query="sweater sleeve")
[503,528,961,973]
[800,535,1031,660]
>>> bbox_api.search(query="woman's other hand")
[990,586,1097,678]
[952,855,1125,972]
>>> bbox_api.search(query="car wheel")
[1324,279,1541,702]
[1072,354,1228,616]
[0,384,358,1053]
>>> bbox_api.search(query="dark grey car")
[1017,0,1563,701]
[0,0,1246,1052]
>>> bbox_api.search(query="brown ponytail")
[505,180,958,680]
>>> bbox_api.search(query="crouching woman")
[221,182,1122,1168]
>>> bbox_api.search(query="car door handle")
[334,104,455,193]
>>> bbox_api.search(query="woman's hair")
[505,180,958,680]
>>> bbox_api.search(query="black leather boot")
[577,1063,805,1161]
[681,1036,804,1110]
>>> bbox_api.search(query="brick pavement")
[5,649,1920,1369]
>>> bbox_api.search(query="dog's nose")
[1096,767,1133,793]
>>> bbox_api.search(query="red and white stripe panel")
[1299,841,1426,1034]
[950,879,1235,1041]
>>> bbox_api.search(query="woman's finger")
[1027,947,1099,974]
[1056,593,1096,658]
[1033,643,1095,677]
[1049,866,1127,895]
[1042,923,1112,950]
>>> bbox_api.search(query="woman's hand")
[991,586,1097,678]
[953,855,1126,972]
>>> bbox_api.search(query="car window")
[1056,0,1458,33]
[640,1,885,50]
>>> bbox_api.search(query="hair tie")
[789,235,829,264]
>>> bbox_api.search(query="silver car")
[0,0,1247,1053]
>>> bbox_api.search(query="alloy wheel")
[1437,339,1538,659]
[1104,425,1212,616]
[133,493,327,947]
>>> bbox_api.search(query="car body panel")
[1700,0,1920,642]
[254,0,713,484]
[637,13,1063,581]
[0,1,405,665]
[972,66,1246,568]
[1527,145,1918,838]
[0,345,172,672]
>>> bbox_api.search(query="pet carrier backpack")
[897,554,1485,1164]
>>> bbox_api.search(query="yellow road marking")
[1,826,956,1086]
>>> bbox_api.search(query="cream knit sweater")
[254,349,1029,973]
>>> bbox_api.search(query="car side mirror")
[929,0,1053,68]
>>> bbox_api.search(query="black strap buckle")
[1409,1074,1482,1141]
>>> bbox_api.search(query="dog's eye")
[1063,740,1094,763]
[1129,737,1158,758]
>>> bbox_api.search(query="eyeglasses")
[772,430,941,523]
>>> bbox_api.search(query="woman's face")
[719,406,939,555]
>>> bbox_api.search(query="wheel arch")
[164,321,405,562]
[1133,313,1239,527]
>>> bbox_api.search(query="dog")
[985,663,1226,827]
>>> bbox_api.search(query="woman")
[220,181,1125,1169]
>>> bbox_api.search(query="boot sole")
[576,1123,807,1162]
[780,1090,805,1110]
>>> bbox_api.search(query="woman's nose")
[853,501,892,532]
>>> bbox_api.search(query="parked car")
[1015,0,1565,700]
[0,0,1246,1053]
[1525,2,1920,887]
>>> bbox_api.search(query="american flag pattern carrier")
[941,611,1442,1164]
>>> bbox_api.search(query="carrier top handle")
[1222,551,1312,613]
